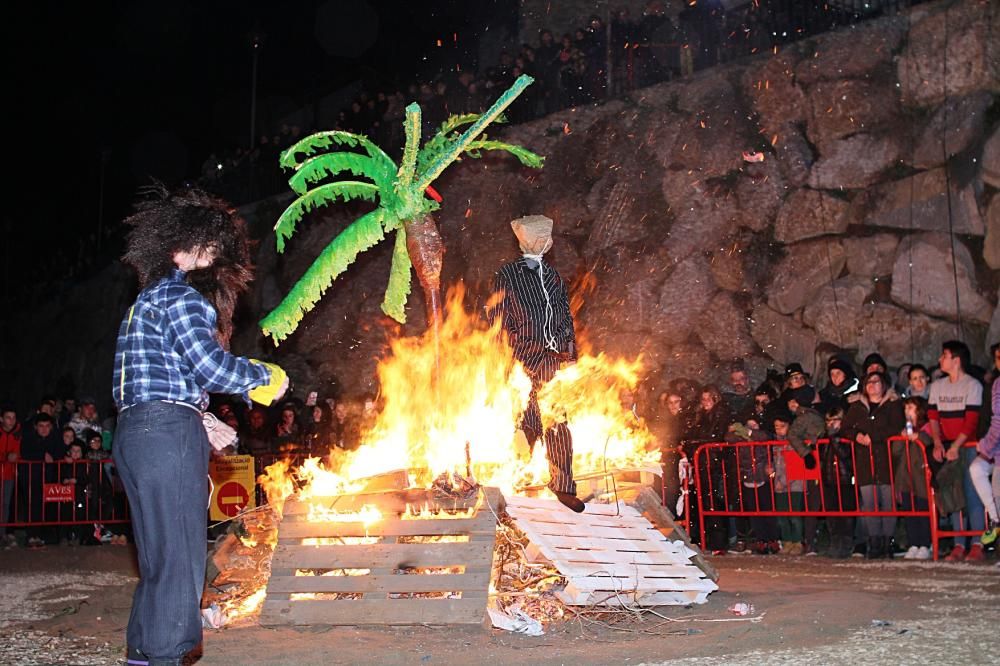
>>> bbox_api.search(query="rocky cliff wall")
[249,0,998,400]
[4,0,998,414]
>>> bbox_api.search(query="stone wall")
[253,0,998,400]
[3,0,997,414]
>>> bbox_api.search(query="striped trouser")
[519,358,576,495]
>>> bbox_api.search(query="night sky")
[7,0,513,298]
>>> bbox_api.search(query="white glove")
[203,412,238,452]
[275,376,290,402]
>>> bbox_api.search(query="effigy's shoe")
[553,491,585,513]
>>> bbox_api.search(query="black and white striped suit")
[490,257,577,494]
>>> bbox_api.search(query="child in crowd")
[771,408,804,555]
[895,397,933,560]
[820,407,856,558]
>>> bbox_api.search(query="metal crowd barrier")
[930,439,989,558]
[693,437,937,552]
[690,436,990,561]
[0,459,130,527]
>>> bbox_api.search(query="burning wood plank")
[260,487,502,626]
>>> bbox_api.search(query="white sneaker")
[903,546,919,560]
[915,546,931,560]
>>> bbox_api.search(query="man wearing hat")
[68,397,102,440]
[489,215,583,512]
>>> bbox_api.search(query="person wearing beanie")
[819,358,859,413]
[861,352,888,377]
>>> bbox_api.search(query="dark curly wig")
[122,184,254,347]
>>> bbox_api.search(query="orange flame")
[258,288,659,501]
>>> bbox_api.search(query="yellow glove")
[248,360,288,406]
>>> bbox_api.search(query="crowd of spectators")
[3,338,996,566]
[643,339,1000,564]
[0,390,383,549]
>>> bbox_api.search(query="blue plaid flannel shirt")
[113,269,270,411]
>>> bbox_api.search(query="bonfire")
[206,289,664,626]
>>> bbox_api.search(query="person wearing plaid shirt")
[112,268,269,411]
[112,186,286,666]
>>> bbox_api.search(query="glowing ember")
[221,587,266,621]
[402,502,476,520]
[306,503,382,527]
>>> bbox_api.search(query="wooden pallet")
[260,487,502,626]
[505,495,718,606]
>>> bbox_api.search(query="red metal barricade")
[692,437,942,557]
[0,459,130,527]
[928,439,989,559]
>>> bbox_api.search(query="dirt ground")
[1,544,997,665]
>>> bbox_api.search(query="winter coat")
[818,375,860,414]
[892,427,931,498]
[820,432,854,487]
[933,458,966,515]
[728,428,771,486]
[18,429,67,483]
[0,423,21,482]
[786,406,825,459]
[685,403,732,445]
[840,390,905,486]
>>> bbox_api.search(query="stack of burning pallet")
[260,486,502,626]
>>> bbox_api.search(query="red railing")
[690,436,989,560]
[929,439,988,559]
[0,459,130,527]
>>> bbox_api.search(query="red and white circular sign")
[216,481,250,517]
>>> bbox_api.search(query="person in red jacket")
[1,405,22,546]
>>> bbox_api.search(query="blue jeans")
[950,446,986,548]
[860,484,895,538]
[113,402,208,663]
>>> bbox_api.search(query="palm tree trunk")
[404,214,444,379]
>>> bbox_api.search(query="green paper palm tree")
[260,74,544,345]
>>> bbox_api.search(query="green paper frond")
[274,181,379,253]
[438,113,482,134]
[463,139,545,168]
[415,75,534,193]
[288,152,390,195]
[279,131,396,175]
[397,104,421,188]
[261,209,387,343]
[381,227,412,323]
